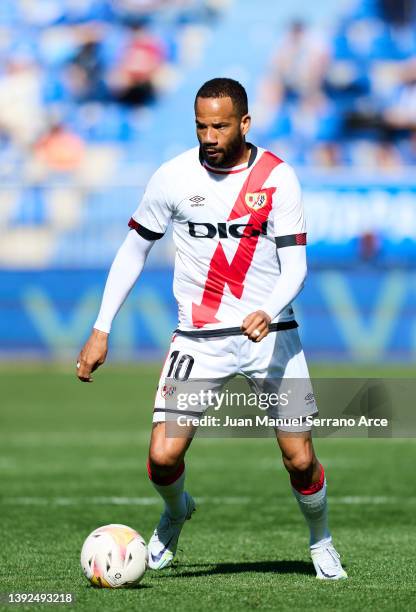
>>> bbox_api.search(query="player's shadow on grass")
[166,560,315,578]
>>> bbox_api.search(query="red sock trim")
[147,459,185,486]
[291,463,325,495]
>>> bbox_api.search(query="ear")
[241,114,251,136]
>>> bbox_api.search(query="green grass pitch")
[1,363,415,611]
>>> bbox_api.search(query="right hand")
[76,328,109,383]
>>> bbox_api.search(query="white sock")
[292,479,330,546]
[151,470,187,520]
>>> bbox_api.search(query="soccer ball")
[80,524,148,588]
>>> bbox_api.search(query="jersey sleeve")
[271,163,307,247]
[129,165,173,240]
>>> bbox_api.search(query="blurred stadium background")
[1,0,416,363]
[2,3,416,607]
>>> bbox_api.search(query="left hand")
[241,310,271,342]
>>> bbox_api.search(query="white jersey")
[129,145,306,331]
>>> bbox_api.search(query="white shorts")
[153,325,317,432]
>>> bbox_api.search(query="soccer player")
[77,78,347,580]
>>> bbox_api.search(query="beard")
[199,132,245,168]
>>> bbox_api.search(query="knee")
[283,448,315,476]
[148,446,182,472]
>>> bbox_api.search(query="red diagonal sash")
[192,151,283,327]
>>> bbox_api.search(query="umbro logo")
[190,195,205,206]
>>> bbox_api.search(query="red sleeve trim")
[296,233,307,245]
[275,233,307,248]
[128,218,164,241]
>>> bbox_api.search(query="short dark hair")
[195,78,248,117]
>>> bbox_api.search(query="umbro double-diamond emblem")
[190,195,205,206]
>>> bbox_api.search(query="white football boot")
[148,492,196,569]
[310,537,348,580]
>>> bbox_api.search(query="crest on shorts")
[161,384,176,398]
[245,191,268,211]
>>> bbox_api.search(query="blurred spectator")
[34,123,85,173]
[382,58,416,129]
[255,20,330,132]
[359,231,381,261]
[311,142,343,167]
[374,141,403,167]
[266,20,330,106]
[0,57,44,147]
[63,24,107,101]
[107,21,166,105]
[378,0,416,25]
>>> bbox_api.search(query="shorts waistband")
[173,320,298,338]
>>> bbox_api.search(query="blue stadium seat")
[10,187,47,227]
[332,34,356,60]
[71,104,132,142]
[0,0,19,25]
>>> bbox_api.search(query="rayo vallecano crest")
[245,191,268,211]
[161,384,176,398]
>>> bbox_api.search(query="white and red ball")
[80,524,148,588]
